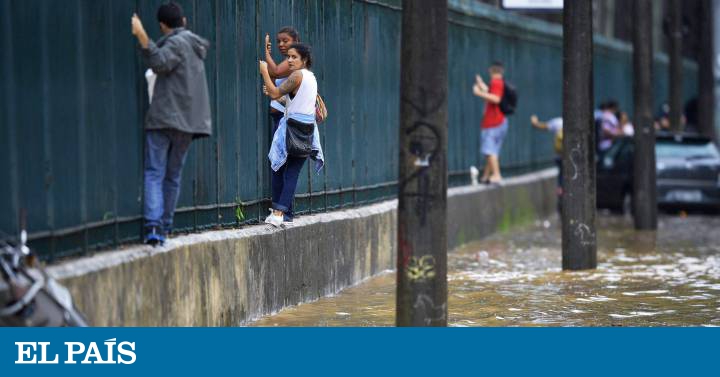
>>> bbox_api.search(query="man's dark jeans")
[271,156,306,219]
[144,129,193,232]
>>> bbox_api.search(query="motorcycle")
[0,229,88,327]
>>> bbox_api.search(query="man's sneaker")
[144,226,166,246]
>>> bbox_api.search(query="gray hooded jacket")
[141,28,212,138]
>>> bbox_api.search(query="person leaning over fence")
[131,2,211,245]
[264,27,301,134]
[473,61,509,185]
[259,43,325,227]
[530,115,563,210]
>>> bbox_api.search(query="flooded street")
[250,215,720,327]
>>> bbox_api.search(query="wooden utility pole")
[698,0,716,140]
[632,0,657,230]
[562,0,597,270]
[668,0,683,133]
[396,0,448,326]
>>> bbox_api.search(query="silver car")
[596,134,720,213]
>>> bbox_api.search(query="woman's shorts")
[481,120,508,156]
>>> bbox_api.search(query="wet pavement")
[250,215,720,327]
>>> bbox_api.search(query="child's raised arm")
[264,34,291,78]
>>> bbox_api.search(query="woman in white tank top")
[259,43,324,227]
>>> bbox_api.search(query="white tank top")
[285,69,317,116]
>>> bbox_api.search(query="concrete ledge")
[447,168,557,250]
[49,168,556,326]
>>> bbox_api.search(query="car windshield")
[655,141,720,160]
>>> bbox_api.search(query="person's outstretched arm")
[131,14,150,48]
[259,61,301,99]
[264,34,291,78]
[530,115,548,130]
[473,83,501,103]
[133,14,182,74]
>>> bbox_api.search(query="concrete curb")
[48,168,556,326]
[48,199,398,281]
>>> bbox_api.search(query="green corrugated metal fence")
[0,0,698,259]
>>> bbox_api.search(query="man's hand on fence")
[472,83,484,97]
[475,74,488,92]
[131,13,150,49]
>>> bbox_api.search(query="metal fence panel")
[1,0,699,259]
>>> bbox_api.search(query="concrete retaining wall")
[447,169,557,250]
[48,168,556,326]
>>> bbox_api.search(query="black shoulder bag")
[286,118,316,158]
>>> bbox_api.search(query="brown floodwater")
[250,215,720,327]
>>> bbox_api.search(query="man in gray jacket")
[131,2,211,245]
